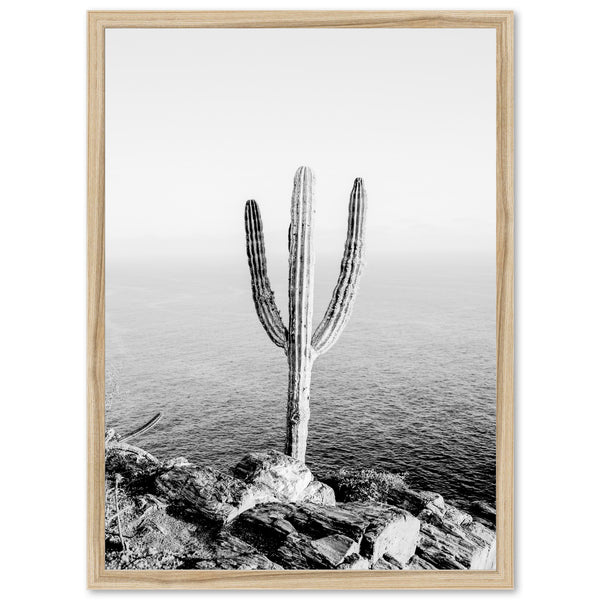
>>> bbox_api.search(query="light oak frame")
[88,10,513,590]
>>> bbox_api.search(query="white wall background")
[1,0,599,598]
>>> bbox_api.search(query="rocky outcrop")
[104,440,496,571]
[320,468,496,570]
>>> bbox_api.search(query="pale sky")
[105,28,496,262]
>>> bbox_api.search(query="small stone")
[337,553,370,570]
[371,557,399,570]
[164,457,192,469]
[444,504,473,527]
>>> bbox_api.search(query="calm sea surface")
[106,256,496,506]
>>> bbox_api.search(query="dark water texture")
[106,256,496,507]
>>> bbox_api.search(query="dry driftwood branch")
[114,474,128,554]
[120,412,163,442]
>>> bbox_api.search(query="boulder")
[155,463,279,524]
[230,500,420,569]
[344,502,420,565]
[229,503,298,551]
[232,450,313,501]
[416,519,496,570]
[298,480,336,506]
[230,508,359,570]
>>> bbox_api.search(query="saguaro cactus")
[244,167,366,462]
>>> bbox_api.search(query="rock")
[274,533,335,569]
[232,450,312,501]
[164,457,192,469]
[230,509,356,570]
[344,502,420,565]
[273,533,360,569]
[288,503,369,542]
[155,463,279,524]
[337,554,370,570]
[372,557,399,570]
[444,504,473,528]
[465,521,496,569]
[298,480,336,506]
[231,503,365,567]
[105,442,160,485]
[229,503,298,551]
[192,533,283,570]
[104,440,496,571]
[416,519,496,570]
[469,500,496,530]
[387,487,446,520]
[405,554,437,570]
[231,501,420,569]
[311,534,359,566]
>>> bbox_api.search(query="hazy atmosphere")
[106,28,496,263]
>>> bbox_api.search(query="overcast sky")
[105,28,496,262]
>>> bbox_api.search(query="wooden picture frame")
[88,10,513,589]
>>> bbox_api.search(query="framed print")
[88,10,513,589]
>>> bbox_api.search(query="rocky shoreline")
[105,431,496,571]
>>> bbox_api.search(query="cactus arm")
[285,167,315,461]
[311,177,366,357]
[244,199,288,350]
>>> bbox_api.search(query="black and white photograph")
[103,26,498,571]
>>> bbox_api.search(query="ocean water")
[106,255,496,507]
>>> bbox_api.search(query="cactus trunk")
[285,167,315,460]
[244,166,366,462]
